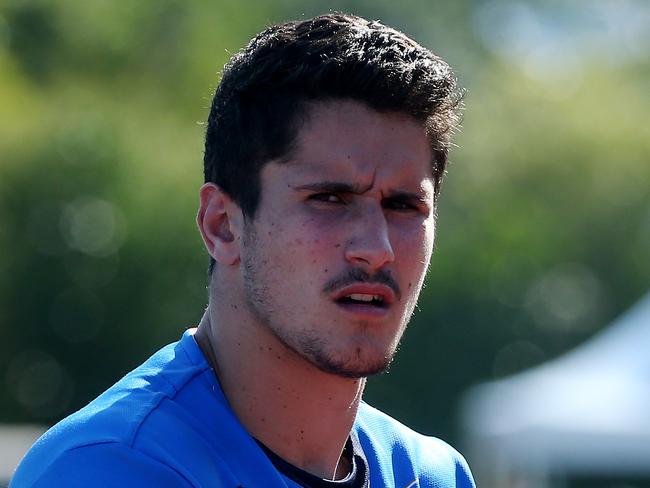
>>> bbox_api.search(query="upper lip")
[332,284,396,305]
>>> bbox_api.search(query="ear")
[197,183,243,266]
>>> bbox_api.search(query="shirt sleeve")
[452,448,476,488]
[14,442,195,488]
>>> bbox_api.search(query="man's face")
[240,100,436,378]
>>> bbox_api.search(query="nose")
[344,206,395,271]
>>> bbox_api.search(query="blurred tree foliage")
[1,0,648,447]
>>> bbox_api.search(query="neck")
[195,301,365,480]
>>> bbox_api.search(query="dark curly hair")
[204,13,462,273]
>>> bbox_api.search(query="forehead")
[279,100,434,192]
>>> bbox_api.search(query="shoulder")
[355,402,475,488]
[12,332,220,487]
[10,441,195,488]
[51,334,207,445]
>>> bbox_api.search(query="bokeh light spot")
[60,196,126,256]
[525,263,604,332]
[492,340,546,378]
[6,349,73,418]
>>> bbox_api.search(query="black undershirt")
[256,436,369,488]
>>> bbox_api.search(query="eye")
[309,193,344,204]
[383,198,417,211]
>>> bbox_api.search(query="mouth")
[332,285,395,318]
[336,293,387,308]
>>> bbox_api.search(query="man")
[12,13,474,487]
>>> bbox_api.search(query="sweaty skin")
[196,99,436,480]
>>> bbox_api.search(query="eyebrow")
[292,181,373,194]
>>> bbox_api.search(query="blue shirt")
[11,330,475,487]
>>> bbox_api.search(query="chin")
[324,362,391,379]
[307,345,396,379]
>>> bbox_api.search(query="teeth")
[348,294,382,303]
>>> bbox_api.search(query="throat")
[334,449,352,480]
[257,435,362,484]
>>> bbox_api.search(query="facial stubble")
[240,224,417,379]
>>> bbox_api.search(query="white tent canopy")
[0,424,45,486]
[461,292,650,486]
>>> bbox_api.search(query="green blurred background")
[1,0,649,452]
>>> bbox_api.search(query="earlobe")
[197,183,242,266]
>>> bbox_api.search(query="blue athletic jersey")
[11,330,475,487]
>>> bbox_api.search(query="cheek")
[421,218,436,259]
[298,211,346,242]
[266,216,340,272]
[393,219,434,258]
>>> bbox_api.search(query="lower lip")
[334,301,390,319]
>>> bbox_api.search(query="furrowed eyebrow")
[292,181,373,194]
